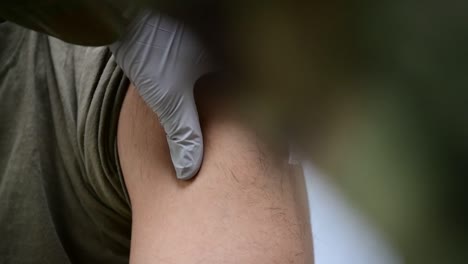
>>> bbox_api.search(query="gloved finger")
[109,10,214,180]
[159,89,203,180]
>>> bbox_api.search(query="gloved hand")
[109,10,214,180]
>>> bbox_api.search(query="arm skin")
[117,81,314,264]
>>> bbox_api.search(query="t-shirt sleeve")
[75,45,132,215]
[0,22,131,262]
[47,32,133,255]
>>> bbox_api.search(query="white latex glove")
[109,10,214,180]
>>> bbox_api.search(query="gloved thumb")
[159,89,203,180]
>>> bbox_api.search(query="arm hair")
[117,83,313,264]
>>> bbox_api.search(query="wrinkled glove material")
[110,10,215,180]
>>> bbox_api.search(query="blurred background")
[222,2,468,263]
[305,161,402,264]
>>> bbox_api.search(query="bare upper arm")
[117,82,313,263]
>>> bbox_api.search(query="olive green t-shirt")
[0,22,132,263]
